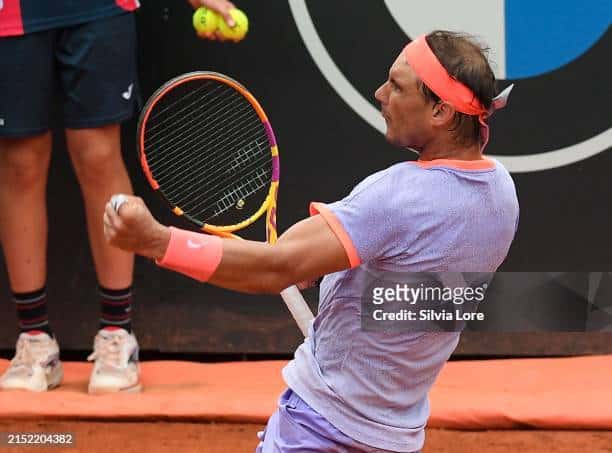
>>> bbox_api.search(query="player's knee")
[70,144,125,183]
[0,136,51,189]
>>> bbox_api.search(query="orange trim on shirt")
[413,158,496,171]
[309,202,361,268]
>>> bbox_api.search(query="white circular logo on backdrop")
[289,0,612,173]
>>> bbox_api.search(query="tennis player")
[104,31,519,452]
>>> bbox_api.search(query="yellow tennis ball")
[217,8,249,42]
[193,7,219,36]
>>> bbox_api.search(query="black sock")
[99,285,133,333]
[13,287,53,336]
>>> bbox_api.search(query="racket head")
[137,71,280,238]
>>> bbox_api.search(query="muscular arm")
[103,197,351,295]
[210,215,350,293]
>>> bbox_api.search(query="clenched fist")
[103,195,170,260]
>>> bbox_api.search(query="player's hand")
[189,0,236,41]
[104,195,170,260]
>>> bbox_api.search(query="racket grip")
[280,285,314,337]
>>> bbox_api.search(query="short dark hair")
[418,30,497,146]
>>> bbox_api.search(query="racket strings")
[162,131,269,203]
[145,94,243,165]
[168,138,270,213]
[149,112,266,201]
[142,78,273,224]
[145,81,225,139]
[146,83,242,149]
[149,106,262,181]
[193,167,270,221]
[145,88,261,176]
[159,125,268,198]
[146,91,249,167]
[207,168,270,219]
[176,140,271,218]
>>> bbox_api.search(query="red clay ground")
[1,421,612,452]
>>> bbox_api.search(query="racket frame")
[137,71,279,240]
[137,71,313,336]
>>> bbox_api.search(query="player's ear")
[431,101,455,128]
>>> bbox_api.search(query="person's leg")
[65,125,135,323]
[58,12,139,330]
[0,27,56,332]
[66,126,140,396]
[0,134,54,334]
[0,134,51,291]
[66,125,136,337]
[57,13,140,393]
[0,31,63,392]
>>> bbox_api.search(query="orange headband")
[404,35,513,151]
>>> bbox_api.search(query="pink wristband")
[155,227,223,282]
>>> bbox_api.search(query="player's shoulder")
[347,162,418,196]
[345,158,500,201]
[403,158,514,185]
[342,162,431,209]
[385,160,451,186]
[361,161,433,182]
[377,158,512,179]
[488,158,514,182]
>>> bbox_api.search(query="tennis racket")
[135,71,314,337]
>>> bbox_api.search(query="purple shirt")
[283,158,519,452]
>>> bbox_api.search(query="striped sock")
[99,286,133,333]
[13,287,53,336]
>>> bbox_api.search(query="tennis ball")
[193,7,219,36]
[217,8,249,42]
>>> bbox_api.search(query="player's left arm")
[103,196,351,294]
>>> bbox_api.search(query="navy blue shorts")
[0,13,139,137]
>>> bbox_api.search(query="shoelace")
[87,333,126,369]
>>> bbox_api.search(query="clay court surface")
[2,356,612,452]
[1,421,612,452]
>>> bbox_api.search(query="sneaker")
[0,332,63,392]
[87,327,141,394]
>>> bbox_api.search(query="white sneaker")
[87,328,141,394]
[0,332,63,392]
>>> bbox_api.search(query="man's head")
[375,30,498,154]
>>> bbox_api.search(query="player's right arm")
[103,196,352,294]
[212,214,351,293]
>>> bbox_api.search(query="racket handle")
[280,285,314,337]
